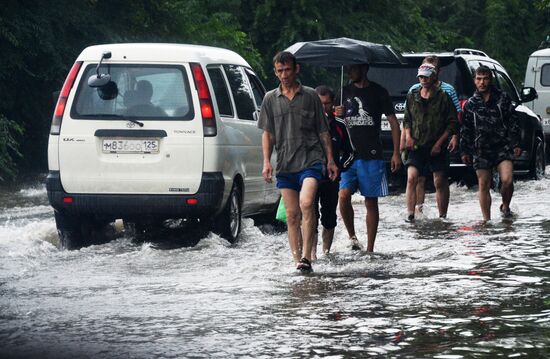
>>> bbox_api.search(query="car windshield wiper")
[91,113,144,127]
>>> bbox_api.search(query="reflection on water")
[0,172,549,358]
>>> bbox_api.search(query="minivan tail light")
[190,63,216,137]
[51,61,82,135]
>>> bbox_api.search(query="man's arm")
[387,113,401,172]
[261,131,274,183]
[319,131,339,181]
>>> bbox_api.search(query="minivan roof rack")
[454,48,488,57]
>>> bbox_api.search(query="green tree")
[0,114,23,182]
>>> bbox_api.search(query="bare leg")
[339,188,355,238]
[280,189,302,264]
[299,177,318,262]
[433,171,449,218]
[498,160,514,211]
[416,176,426,212]
[365,197,379,252]
[476,169,492,221]
[322,227,335,254]
[406,166,419,217]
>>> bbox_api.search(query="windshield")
[71,64,195,120]
[368,59,459,98]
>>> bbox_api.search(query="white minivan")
[47,43,279,249]
[524,47,550,151]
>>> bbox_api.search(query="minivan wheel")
[530,139,545,180]
[216,183,242,242]
[54,210,88,250]
[54,211,110,250]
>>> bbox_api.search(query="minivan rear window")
[71,64,194,120]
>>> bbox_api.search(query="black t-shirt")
[340,82,394,160]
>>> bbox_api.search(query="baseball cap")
[417,63,436,78]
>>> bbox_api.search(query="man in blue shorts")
[258,51,339,272]
[335,63,401,252]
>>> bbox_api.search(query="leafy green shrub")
[0,114,23,182]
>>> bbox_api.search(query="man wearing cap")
[403,63,458,222]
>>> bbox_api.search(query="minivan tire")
[216,183,242,242]
[55,210,110,250]
[530,138,545,180]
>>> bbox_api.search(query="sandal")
[296,257,313,273]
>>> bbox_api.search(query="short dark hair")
[315,85,335,101]
[422,55,441,72]
[475,65,493,80]
[273,51,297,68]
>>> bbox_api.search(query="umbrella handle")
[340,66,344,106]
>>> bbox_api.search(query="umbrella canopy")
[285,37,405,67]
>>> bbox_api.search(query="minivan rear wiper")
[92,114,144,127]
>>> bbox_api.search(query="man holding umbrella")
[258,51,339,273]
[335,63,401,252]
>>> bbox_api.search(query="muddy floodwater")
[1,172,549,358]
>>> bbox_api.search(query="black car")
[368,48,545,185]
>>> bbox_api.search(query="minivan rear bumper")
[46,171,224,219]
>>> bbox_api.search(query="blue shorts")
[276,162,323,191]
[339,159,389,197]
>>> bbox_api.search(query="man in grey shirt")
[259,51,338,273]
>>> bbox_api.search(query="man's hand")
[391,152,401,173]
[513,147,522,157]
[447,135,458,153]
[262,162,273,183]
[431,143,442,156]
[461,154,471,165]
[334,105,345,118]
[405,135,415,150]
[327,160,339,182]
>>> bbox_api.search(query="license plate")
[542,118,550,126]
[102,139,159,153]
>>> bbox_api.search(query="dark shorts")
[473,150,513,170]
[315,180,339,229]
[401,150,430,177]
[404,147,449,174]
[276,162,323,191]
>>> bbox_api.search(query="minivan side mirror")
[520,87,538,103]
[88,51,112,88]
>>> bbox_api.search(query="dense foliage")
[0,0,548,180]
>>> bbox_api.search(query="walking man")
[403,63,457,222]
[402,55,461,215]
[312,85,354,257]
[335,63,401,252]
[460,65,521,221]
[258,51,339,272]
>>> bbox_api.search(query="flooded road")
[1,172,549,358]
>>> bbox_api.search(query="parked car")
[368,48,545,185]
[524,47,550,155]
[47,43,279,249]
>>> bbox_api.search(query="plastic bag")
[275,197,287,223]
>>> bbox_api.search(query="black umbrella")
[285,37,405,103]
[285,37,405,67]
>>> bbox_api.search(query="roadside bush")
[0,114,23,182]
